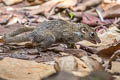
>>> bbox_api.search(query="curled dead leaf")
[111,61,120,73]
[101,0,120,11]
[28,0,77,15]
[103,5,120,18]
[64,49,87,58]
[54,55,103,77]
[54,56,78,72]
[0,14,12,25]
[72,0,101,11]
[25,0,46,5]
[80,56,103,71]
[0,36,4,43]
[3,0,23,5]
[0,57,55,80]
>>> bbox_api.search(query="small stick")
[76,44,98,54]
[96,8,104,22]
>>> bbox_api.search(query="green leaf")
[69,13,75,20]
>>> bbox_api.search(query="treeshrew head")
[76,23,101,44]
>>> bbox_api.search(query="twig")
[96,8,104,22]
[76,44,98,54]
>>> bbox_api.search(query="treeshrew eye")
[90,32,95,37]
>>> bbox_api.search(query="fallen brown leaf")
[64,49,87,58]
[0,57,55,80]
[72,0,101,11]
[0,0,2,3]
[54,55,103,77]
[82,13,114,26]
[25,0,45,6]
[90,54,103,63]
[97,43,120,58]
[28,0,77,15]
[0,14,11,25]
[82,13,102,26]
[3,0,23,5]
[95,27,120,58]
[0,36,4,43]
[111,61,120,73]
[103,5,120,18]
[54,56,78,72]
[75,43,98,54]
[101,0,120,11]
[80,56,103,71]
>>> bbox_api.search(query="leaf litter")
[0,0,120,80]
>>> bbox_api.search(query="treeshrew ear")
[81,27,88,33]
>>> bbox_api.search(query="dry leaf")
[56,0,77,8]
[54,55,103,77]
[82,13,114,26]
[90,54,103,63]
[113,76,120,80]
[46,44,65,52]
[0,10,26,25]
[25,0,46,5]
[54,55,89,77]
[73,56,103,77]
[28,0,77,15]
[0,0,2,3]
[7,16,21,25]
[111,61,120,73]
[0,14,12,24]
[0,57,55,80]
[54,56,78,72]
[72,0,101,11]
[80,56,103,71]
[101,0,120,11]
[82,13,101,26]
[7,13,26,25]
[98,27,119,45]
[3,0,23,5]
[64,49,87,58]
[103,5,120,18]
[97,43,120,58]
[0,36,4,43]
[75,43,98,54]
